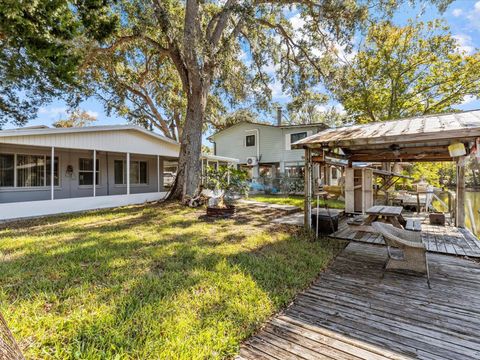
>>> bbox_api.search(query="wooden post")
[324,163,329,185]
[456,158,466,228]
[363,169,373,213]
[416,193,421,215]
[345,167,354,213]
[304,148,312,229]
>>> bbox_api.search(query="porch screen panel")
[46,157,59,186]
[0,154,14,187]
[79,158,99,185]
[114,160,124,184]
[114,160,148,184]
[17,155,45,187]
[139,162,147,184]
[130,162,139,184]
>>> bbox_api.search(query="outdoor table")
[363,205,406,229]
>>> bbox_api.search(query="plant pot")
[429,212,445,226]
[206,205,236,217]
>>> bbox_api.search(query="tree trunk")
[169,85,207,201]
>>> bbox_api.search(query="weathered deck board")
[330,217,480,258]
[239,243,480,360]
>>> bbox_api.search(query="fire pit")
[206,205,236,217]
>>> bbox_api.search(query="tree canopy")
[52,109,97,128]
[330,20,480,123]
[0,1,117,128]
[81,0,374,199]
[1,0,453,199]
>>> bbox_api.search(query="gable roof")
[292,110,480,162]
[293,110,480,149]
[1,124,179,146]
[208,120,328,140]
[0,124,180,157]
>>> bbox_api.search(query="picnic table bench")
[364,206,407,229]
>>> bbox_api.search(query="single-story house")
[0,125,238,221]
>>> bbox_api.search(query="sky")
[9,0,480,143]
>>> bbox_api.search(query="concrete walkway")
[239,200,301,214]
[272,208,345,226]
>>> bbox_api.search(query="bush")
[205,166,250,205]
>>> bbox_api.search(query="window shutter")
[285,134,291,150]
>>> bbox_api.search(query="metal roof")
[292,110,480,149]
[208,120,327,140]
[0,124,180,146]
[202,154,239,163]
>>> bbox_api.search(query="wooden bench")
[405,218,422,232]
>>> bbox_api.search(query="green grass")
[0,202,344,359]
[249,194,345,209]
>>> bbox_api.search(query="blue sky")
[11,0,480,140]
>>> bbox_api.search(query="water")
[465,191,480,235]
[436,191,480,235]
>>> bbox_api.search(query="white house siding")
[0,129,180,157]
[211,122,327,172]
[0,144,164,204]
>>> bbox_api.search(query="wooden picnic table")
[364,205,407,229]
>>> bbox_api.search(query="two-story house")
[208,118,329,179]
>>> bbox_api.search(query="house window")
[16,155,45,187]
[0,154,14,187]
[114,160,148,185]
[290,132,308,144]
[246,134,255,147]
[79,158,100,186]
[1,154,59,188]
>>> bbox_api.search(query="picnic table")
[363,205,407,229]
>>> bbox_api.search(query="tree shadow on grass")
[0,203,346,358]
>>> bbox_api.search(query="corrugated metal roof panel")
[293,110,480,149]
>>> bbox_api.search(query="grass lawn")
[0,202,344,359]
[249,194,345,209]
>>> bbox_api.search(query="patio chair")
[372,221,431,288]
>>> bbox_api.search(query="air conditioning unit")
[246,157,258,166]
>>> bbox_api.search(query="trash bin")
[311,211,339,235]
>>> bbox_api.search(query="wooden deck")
[331,216,480,258]
[238,242,480,360]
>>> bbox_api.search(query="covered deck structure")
[293,110,480,233]
[238,111,480,360]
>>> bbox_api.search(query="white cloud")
[262,61,280,76]
[450,2,480,30]
[289,13,305,32]
[38,106,68,117]
[452,8,463,17]
[85,110,99,118]
[269,78,290,101]
[461,95,477,105]
[453,34,475,55]
[334,103,346,115]
[464,2,480,30]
